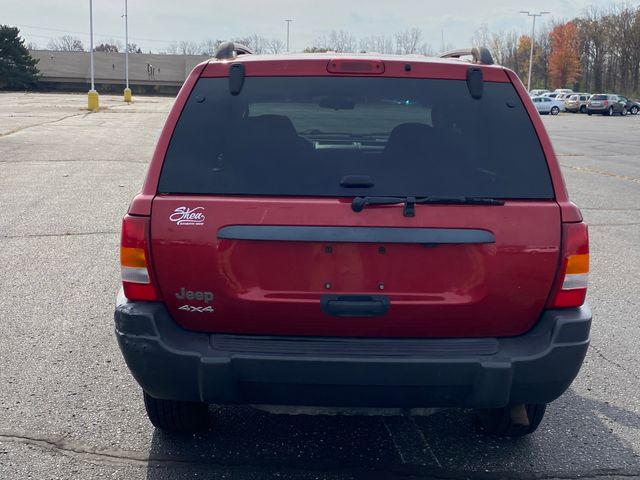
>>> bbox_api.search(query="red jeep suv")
[115,44,591,437]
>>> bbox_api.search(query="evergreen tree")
[0,25,39,89]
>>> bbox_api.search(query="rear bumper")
[114,294,591,408]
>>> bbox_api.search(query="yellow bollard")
[124,87,132,103]
[87,89,99,112]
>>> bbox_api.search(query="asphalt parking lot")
[0,92,639,480]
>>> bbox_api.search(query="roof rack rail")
[438,47,494,65]
[213,41,254,60]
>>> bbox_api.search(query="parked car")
[532,95,566,115]
[542,92,559,98]
[530,89,550,96]
[115,44,591,438]
[587,94,628,116]
[554,88,574,95]
[565,94,591,113]
[617,95,640,115]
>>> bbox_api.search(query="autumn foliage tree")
[473,5,640,94]
[548,22,581,89]
[516,35,532,81]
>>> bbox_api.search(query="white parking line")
[382,416,442,468]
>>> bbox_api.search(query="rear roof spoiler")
[213,41,254,60]
[438,47,494,66]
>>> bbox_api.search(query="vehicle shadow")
[144,388,640,479]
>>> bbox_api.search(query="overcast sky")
[5,0,640,53]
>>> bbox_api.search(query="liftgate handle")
[321,295,390,317]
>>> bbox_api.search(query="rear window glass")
[592,95,607,100]
[159,77,554,199]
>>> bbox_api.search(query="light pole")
[285,19,292,52]
[520,10,550,91]
[87,0,99,111]
[123,0,132,102]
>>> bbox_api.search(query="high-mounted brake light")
[327,59,385,74]
[549,223,589,308]
[120,215,160,301]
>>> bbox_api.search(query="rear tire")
[621,108,627,116]
[476,403,547,437]
[550,106,560,115]
[143,391,209,433]
[587,111,592,116]
[580,105,587,113]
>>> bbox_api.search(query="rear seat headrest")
[384,123,436,156]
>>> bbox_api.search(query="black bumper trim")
[114,295,591,409]
[211,334,499,357]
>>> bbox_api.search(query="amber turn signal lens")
[565,253,589,275]
[121,246,147,268]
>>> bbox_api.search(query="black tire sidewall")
[476,403,547,437]
[143,391,209,433]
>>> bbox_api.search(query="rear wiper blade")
[351,196,505,217]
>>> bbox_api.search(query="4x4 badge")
[169,206,205,226]
[179,305,214,313]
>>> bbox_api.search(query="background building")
[31,50,209,94]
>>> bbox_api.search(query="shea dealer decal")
[169,206,205,226]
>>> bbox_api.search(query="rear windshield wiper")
[351,196,505,217]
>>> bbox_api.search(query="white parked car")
[531,96,566,115]
[530,89,550,96]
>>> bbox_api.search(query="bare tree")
[486,30,518,70]
[472,23,491,47]
[313,30,357,52]
[166,40,200,55]
[180,40,200,55]
[330,30,357,53]
[419,42,435,56]
[166,41,178,54]
[199,39,222,56]
[360,35,394,54]
[312,33,331,51]
[231,35,264,54]
[265,38,285,54]
[47,35,84,52]
[395,28,422,54]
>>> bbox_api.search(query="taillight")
[549,223,589,308]
[120,214,160,301]
[603,100,609,106]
